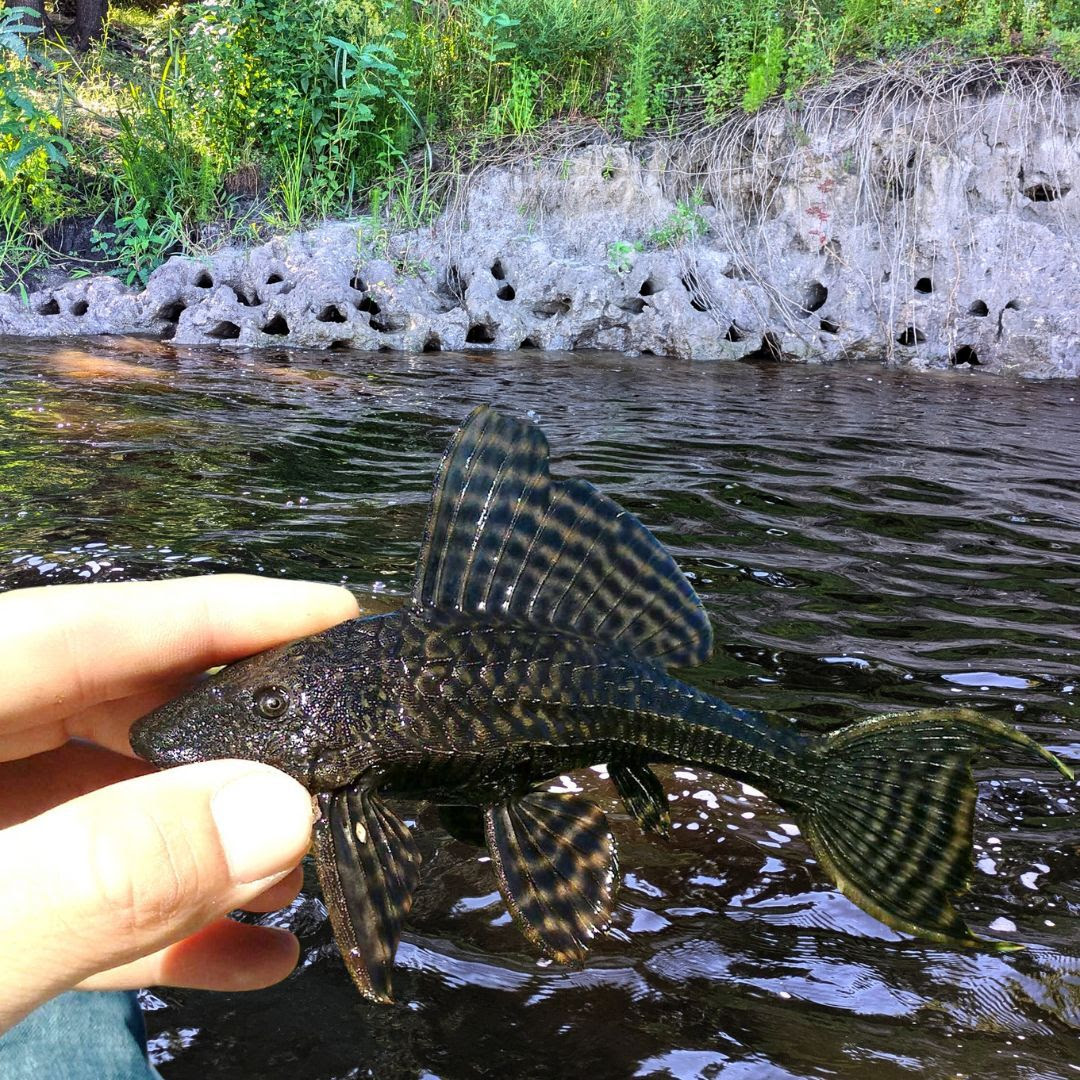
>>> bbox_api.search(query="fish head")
[130,622,373,791]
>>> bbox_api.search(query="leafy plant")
[495,60,542,134]
[474,3,520,115]
[92,199,184,285]
[607,239,642,274]
[0,187,46,293]
[0,7,71,222]
[743,24,785,110]
[621,0,662,136]
[648,193,708,247]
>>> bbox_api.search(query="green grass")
[2,0,1079,285]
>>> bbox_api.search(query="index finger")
[0,575,360,734]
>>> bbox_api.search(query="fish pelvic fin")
[800,708,1073,945]
[412,407,712,668]
[484,792,619,964]
[312,787,421,1004]
[609,761,670,835]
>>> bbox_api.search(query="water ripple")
[1,340,1078,1079]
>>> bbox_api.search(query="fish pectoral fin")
[609,762,670,835]
[312,786,421,1003]
[437,804,487,847]
[483,791,619,965]
[411,407,712,668]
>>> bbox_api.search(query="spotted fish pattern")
[131,407,1074,1002]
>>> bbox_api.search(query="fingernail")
[212,769,314,884]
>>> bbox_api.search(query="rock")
[3,69,1079,377]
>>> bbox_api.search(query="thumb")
[0,760,314,1031]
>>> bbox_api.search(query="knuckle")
[82,803,205,939]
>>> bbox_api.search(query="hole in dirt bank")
[639,277,659,297]
[519,337,539,349]
[261,314,289,336]
[533,298,571,319]
[723,264,752,280]
[329,339,352,351]
[317,305,348,323]
[444,265,467,306]
[819,318,839,334]
[266,273,283,285]
[600,159,620,182]
[194,271,214,289]
[466,323,496,344]
[725,323,745,342]
[802,281,828,313]
[350,275,365,292]
[896,327,925,346]
[70,299,89,317]
[235,290,259,307]
[1024,183,1069,203]
[681,273,710,313]
[619,297,646,314]
[370,314,406,333]
[743,331,783,362]
[207,321,241,340]
[422,334,442,353]
[1004,298,1022,311]
[490,259,507,281]
[914,277,933,294]
[951,344,980,366]
[497,284,516,301]
[356,296,381,315]
[37,297,60,316]
[157,300,186,322]
[968,300,989,317]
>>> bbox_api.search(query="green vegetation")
[2,0,1079,285]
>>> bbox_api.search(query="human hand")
[0,574,360,1034]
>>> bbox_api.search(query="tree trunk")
[74,0,106,48]
[10,0,47,29]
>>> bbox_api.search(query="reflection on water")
[1,338,1078,1079]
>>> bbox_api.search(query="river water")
[1,338,1077,1079]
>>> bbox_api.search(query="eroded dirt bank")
[3,60,1078,376]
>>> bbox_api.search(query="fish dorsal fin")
[412,407,712,667]
[609,762,670,835]
[483,792,619,964]
[312,787,421,1003]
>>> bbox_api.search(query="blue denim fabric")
[0,990,156,1080]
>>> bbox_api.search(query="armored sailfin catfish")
[131,407,1073,1003]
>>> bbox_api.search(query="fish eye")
[254,687,290,719]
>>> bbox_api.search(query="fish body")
[166,605,808,802]
[131,407,1073,1002]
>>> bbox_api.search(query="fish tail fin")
[799,708,1073,944]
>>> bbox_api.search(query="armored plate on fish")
[131,407,1074,1002]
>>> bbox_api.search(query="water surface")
[1,339,1077,1079]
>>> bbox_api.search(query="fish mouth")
[129,704,205,768]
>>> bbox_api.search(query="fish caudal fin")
[800,708,1073,944]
